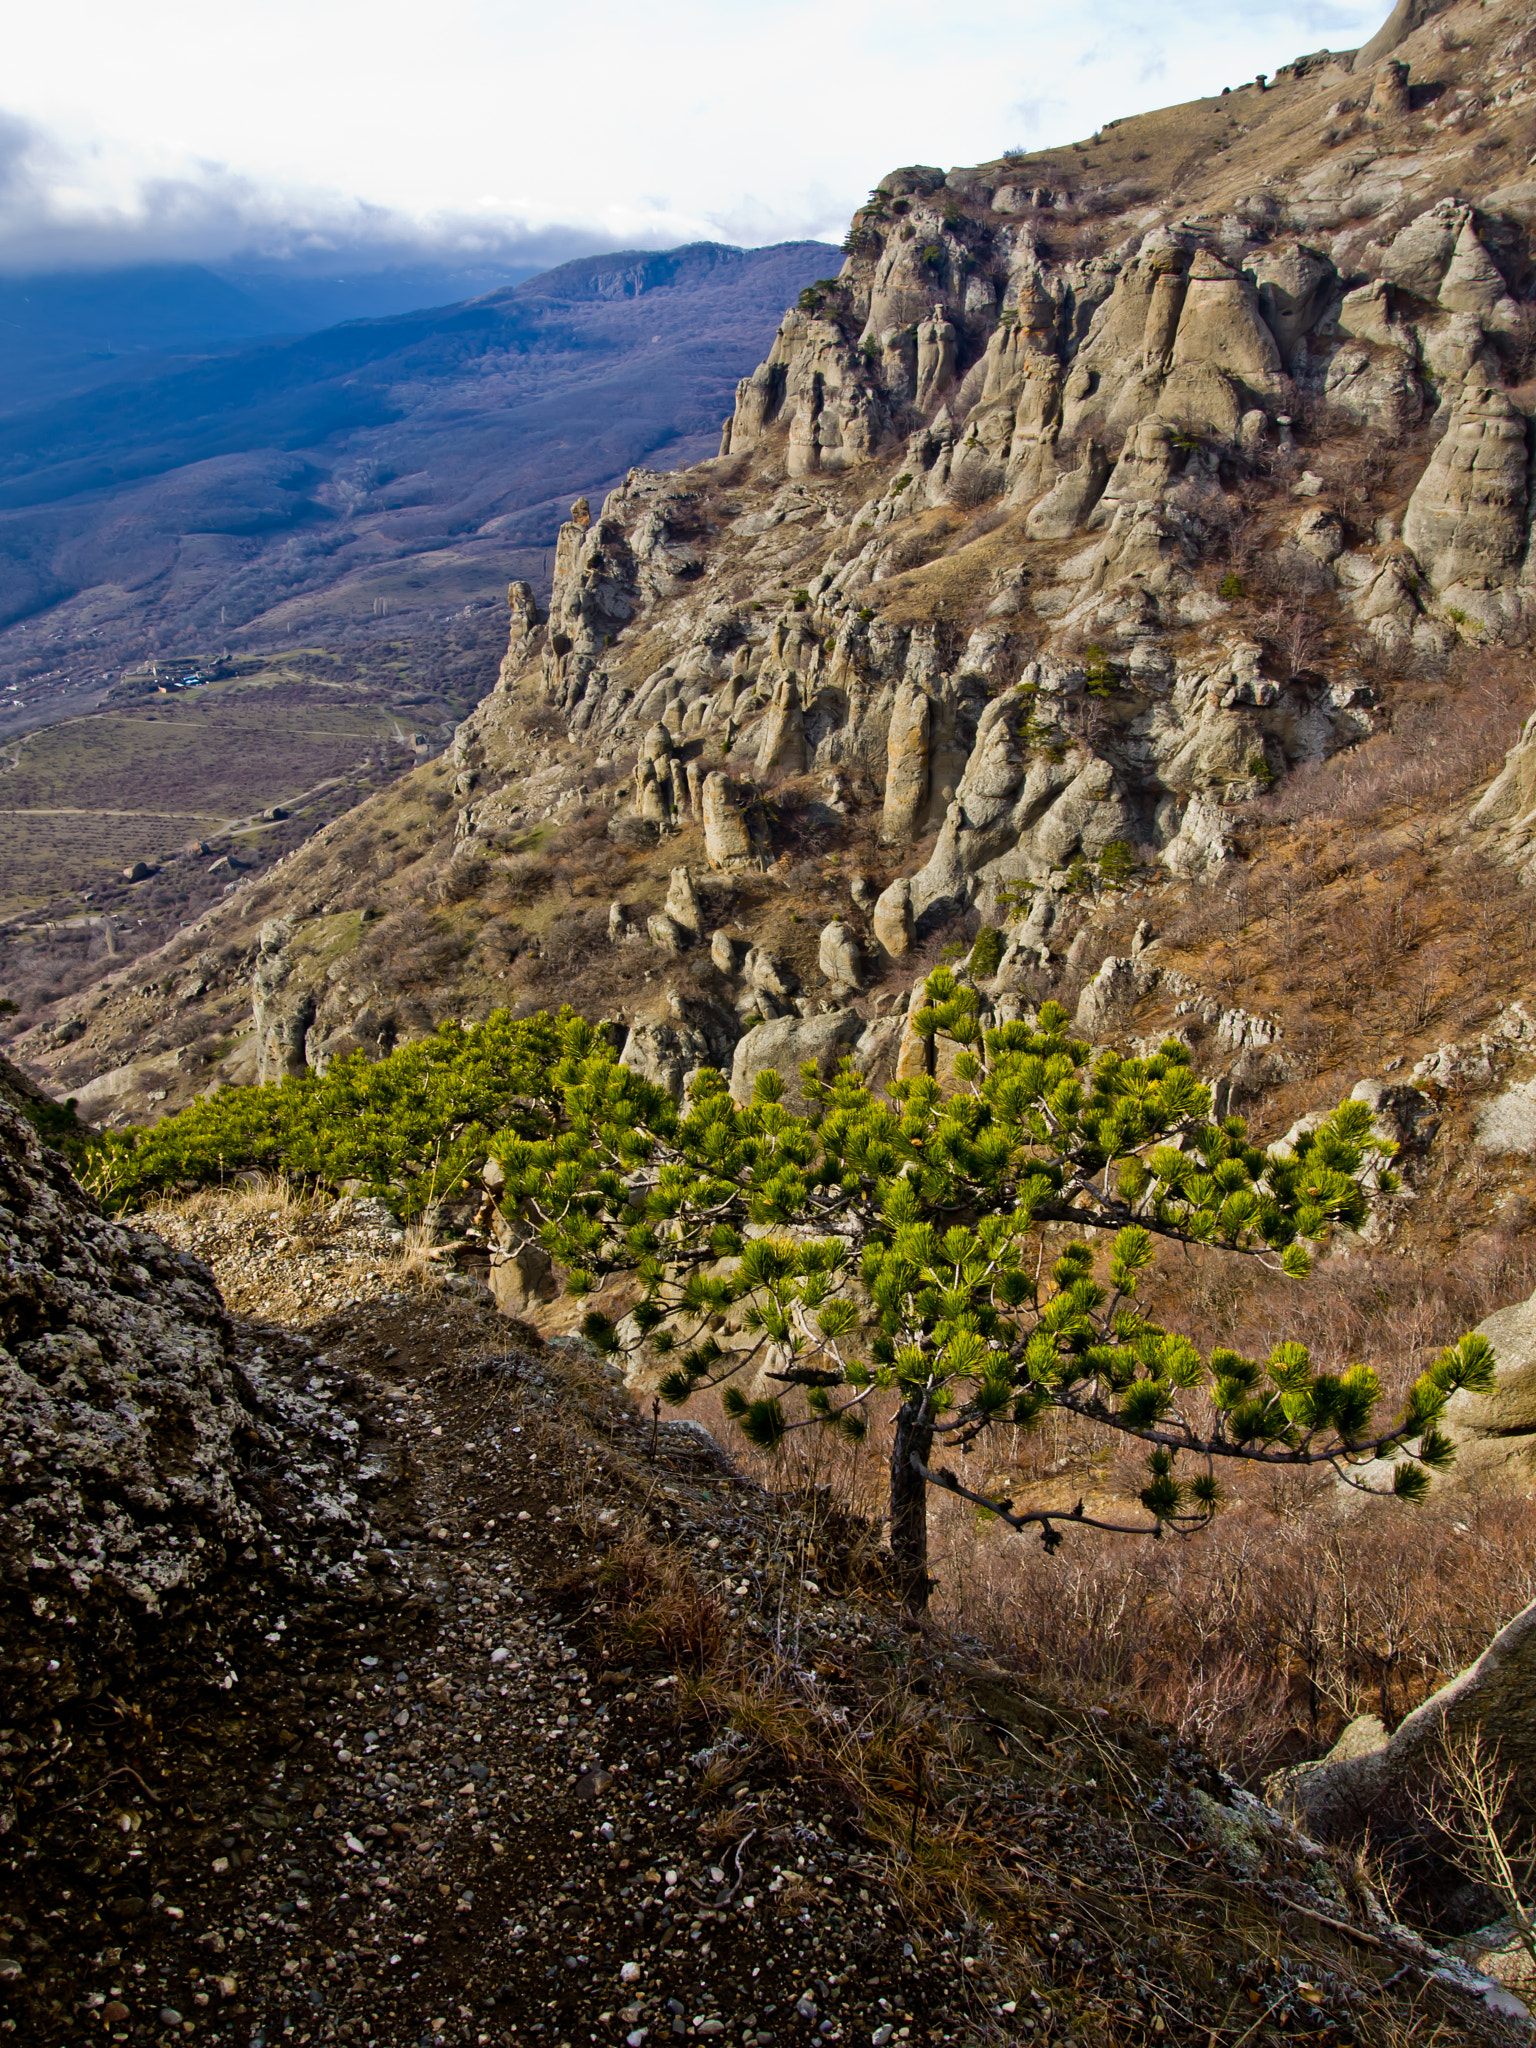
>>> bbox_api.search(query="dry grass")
[160,1173,330,1245]
[650,1546,1506,2045]
[597,1531,726,1671]
[678,1292,1536,1796]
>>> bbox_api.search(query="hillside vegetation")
[13,2,1536,2037]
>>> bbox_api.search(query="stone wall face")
[0,1071,365,1727]
[455,53,1535,997]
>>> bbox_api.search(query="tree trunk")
[889,1398,934,1611]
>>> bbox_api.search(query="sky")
[1,0,1386,276]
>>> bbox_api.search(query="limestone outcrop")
[873,876,915,958]
[0,1090,364,1728]
[702,774,765,871]
[253,920,315,1086]
[1401,386,1529,628]
[881,679,932,842]
[1280,1595,1536,1845]
[728,1010,866,1112]
[1471,712,1536,880]
[619,990,739,1101]
[818,919,865,990]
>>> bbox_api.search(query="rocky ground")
[3,1189,1526,2048]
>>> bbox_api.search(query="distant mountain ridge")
[0,258,553,413]
[0,238,837,725]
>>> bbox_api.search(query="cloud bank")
[0,109,614,277]
[0,0,1386,276]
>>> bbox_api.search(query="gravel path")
[2,1202,1522,2048]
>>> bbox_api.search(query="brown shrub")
[598,1535,723,1672]
[931,1487,1536,1784]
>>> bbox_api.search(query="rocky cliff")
[0,1062,372,1732]
[13,0,1536,1140]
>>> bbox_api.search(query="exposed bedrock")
[0,1075,364,1730]
[433,85,1536,1030]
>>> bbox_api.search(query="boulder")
[1475,1084,1536,1155]
[1378,201,1464,301]
[1024,442,1110,539]
[619,990,739,1101]
[1402,386,1528,594]
[1343,1275,1536,1500]
[1336,280,1400,348]
[488,1241,558,1317]
[873,876,915,959]
[1075,956,1145,1038]
[1437,220,1509,318]
[729,1009,865,1112]
[710,929,743,974]
[1472,714,1536,877]
[1437,1286,1536,1490]
[1366,58,1411,121]
[1251,242,1336,367]
[851,1014,906,1092]
[893,973,936,1083]
[664,866,703,938]
[881,680,932,843]
[647,913,686,953]
[497,579,540,685]
[1161,794,1236,878]
[743,946,795,1000]
[1279,1595,1536,1848]
[1169,250,1282,387]
[701,773,762,871]
[755,675,808,776]
[633,724,680,824]
[818,920,865,991]
[0,1088,362,1729]
[1295,507,1345,563]
[1088,416,1178,527]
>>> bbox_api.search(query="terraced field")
[0,664,416,915]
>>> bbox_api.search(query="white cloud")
[0,0,1388,272]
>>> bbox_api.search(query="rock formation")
[1401,385,1529,628]
[818,919,865,991]
[1280,1594,1536,1846]
[252,920,314,1086]
[0,1085,364,1729]
[17,0,1536,1147]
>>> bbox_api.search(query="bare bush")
[1256,599,1327,679]
[500,855,556,905]
[947,462,1004,513]
[1424,1729,1536,1969]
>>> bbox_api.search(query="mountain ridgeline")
[13,0,1536,1154]
[0,239,836,719]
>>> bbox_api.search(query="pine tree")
[491,980,1493,1608]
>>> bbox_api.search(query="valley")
[0,242,837,732]
[12,0,1536,2044]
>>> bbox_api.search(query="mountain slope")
[0,240,837,726]
[12,0,1536,1175]
[18,1,1536,2030]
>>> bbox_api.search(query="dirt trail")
[2,1202,1523,2048]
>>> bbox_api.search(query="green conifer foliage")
[493,984,1492,1608]
[81,1010,568,1217]
[968,925,1006,980]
